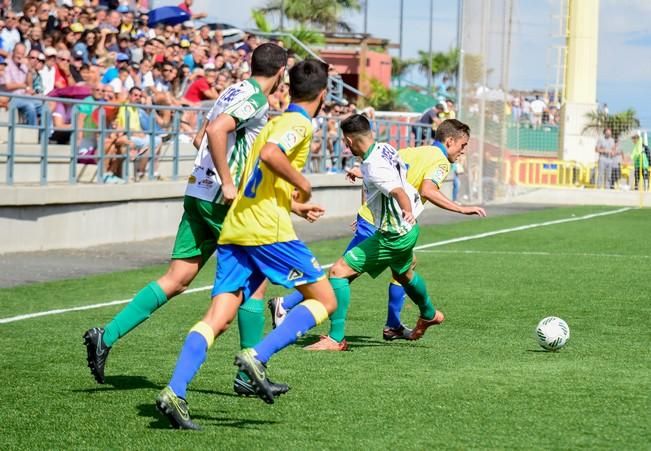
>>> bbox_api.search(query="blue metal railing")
[0,93,434,185]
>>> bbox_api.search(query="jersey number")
[243,159,263,198]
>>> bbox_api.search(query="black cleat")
[234,349,275,404]
[233,372,290,398]
[83,327,111,384]
[382,324,413,341]
[156,387,200,430]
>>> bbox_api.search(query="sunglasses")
[57,57,70,62]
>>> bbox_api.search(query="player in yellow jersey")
[156,60,335,428]
[272,119,486,350]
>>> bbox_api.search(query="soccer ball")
[535,316,570,351]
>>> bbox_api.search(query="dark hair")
[129,86,142,95]
[341,114,372,137]
[250,43,287,77]
[435,119,471,143]
[288,59,329,102]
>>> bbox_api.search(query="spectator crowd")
[0,0,310,182]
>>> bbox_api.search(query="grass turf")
[0,206,649,449]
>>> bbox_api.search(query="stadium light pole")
[280,0,285,31]
[398,0,404,87]
[364,0,369,34]
[428,0,433,93]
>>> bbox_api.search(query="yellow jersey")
[358,142,451,224]
[218,105,313,246]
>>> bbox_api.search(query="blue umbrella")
[148,6,191,27]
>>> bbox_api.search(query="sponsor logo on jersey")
[234,101,255,119]
[281,131,298,149]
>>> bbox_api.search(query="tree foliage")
[364,78,405,111]
[260,0,361,32]
[583,109,641,140]
[417,48,460,82]
[251,9,325,59]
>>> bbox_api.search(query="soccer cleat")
[267,297,287,329]
[83,327,111,384]
[303,335,350,351]
[407,310,445,341]
[234,349,275,404]
[233,372,290,398]
[382,324,413,341]
[155,386,200,430]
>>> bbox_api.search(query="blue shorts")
[212,241,325,299]
[343,215,377,254]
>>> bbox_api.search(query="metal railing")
[0,93,435,186]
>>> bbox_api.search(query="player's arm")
[259,143,312,202]
[420,179,486,216]
[206,113,238,202]
[291,199,325,223]
[368,158,415,224]
[389,187,415,224]
[192,117,209,150]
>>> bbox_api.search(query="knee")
[328,259,348,279]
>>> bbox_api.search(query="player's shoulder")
[273,110,312,136]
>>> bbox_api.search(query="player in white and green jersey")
[83,44,288,395]
[327,114,448,341]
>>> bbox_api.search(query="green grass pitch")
[0,206,649,449]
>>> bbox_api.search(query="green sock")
[402,272,435,320]
[329,277,351,342]
[103,281,168,347]
[237,298,265,349]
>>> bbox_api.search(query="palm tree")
[391,56,415,80]
[251,9,325,59]
[583,109,640,141]
[417,48,460,86]
[259,0,361,32]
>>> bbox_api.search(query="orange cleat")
[407,310,445,341]
[303,335,350,351]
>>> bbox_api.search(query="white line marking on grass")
[412,207,631,251]
[0,208,631,325]
[0,264,334,325]
[416,249,650,259]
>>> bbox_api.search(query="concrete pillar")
[559,0,599,164]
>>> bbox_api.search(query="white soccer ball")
[535,316,570,351]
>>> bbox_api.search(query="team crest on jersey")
[292,126,307,137]
[288,268,304,281]
[188,175,197,184]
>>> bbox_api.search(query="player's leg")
[84,197,224,384]
[235,241,336,403]
[387,228,444,340]
[305,229,392,350]
[158,290,242,430]
[383,255,418,341]
[157,244,250,429]
[233,279,290,397]
[268,214,374,329]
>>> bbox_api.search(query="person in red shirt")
[182,67,218,105]
[177,0,207,19]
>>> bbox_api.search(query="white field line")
[416,249,650,259]
[0,207,631,325]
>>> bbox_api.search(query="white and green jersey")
[361,142,424,235]
[185,78,268,204]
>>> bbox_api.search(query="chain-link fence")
[457,0,649,203]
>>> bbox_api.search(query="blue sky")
[155,0,651,127]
